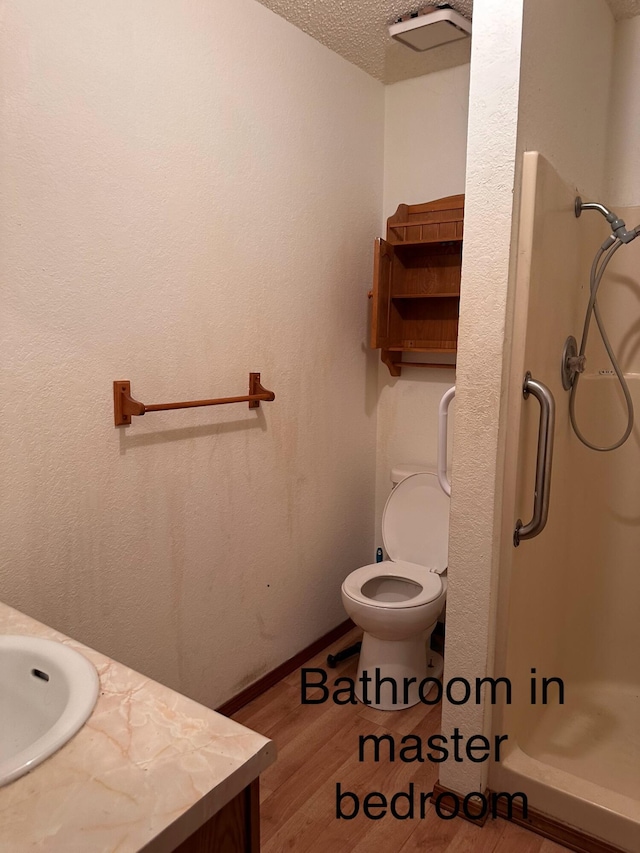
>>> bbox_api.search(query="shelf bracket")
[381,350,403,377]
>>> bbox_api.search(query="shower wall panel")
[491,152,640,853]
[496,151,586,732]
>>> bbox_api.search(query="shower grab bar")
[513,372,555,547]
[437,385,456,496]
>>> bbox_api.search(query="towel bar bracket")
[113,381,143,426]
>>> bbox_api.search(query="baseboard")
[494,798,627,853]
[431,781,490,825]
[216,619,355,717]
[433,779,626,853]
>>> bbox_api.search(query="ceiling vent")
[389,6,471,52]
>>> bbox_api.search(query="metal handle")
[514,372,555,547]
[438,386,456,496]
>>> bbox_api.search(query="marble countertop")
[0,602,275,852]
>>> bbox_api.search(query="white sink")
[0,635,99,787]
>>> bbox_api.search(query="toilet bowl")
[341,470,449,710]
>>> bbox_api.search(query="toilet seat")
[342,560,443,609]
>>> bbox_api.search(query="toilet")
[341,466,449,711]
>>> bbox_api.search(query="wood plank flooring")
[232,628,574,853]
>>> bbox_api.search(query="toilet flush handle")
[438,386,456,496]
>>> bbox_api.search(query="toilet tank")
[390,463,433,487]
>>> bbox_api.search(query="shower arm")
[575,197,639,246]
[576,200,615,219]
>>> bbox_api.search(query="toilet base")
[355,632,444,711]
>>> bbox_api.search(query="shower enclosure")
[490,152,640,852]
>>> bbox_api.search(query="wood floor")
[232,627,574,853]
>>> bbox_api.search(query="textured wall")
[439,0,525,795]
[607,0,640,17]
[375,65,469,540]
[0,0,383,708]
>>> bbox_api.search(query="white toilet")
[341,466,449,711]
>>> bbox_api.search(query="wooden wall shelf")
[371,195,464,377]
[113,373,275,426]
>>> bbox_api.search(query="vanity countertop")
[0,601,275,852]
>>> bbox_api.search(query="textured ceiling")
[256,0,640,84]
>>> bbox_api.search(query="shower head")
[575,196,639,246]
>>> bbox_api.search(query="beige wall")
[382,66,470,220]
[607,16,640,207]
[375,65,469,541]
[0,0,384,708]
[517,0,614,200]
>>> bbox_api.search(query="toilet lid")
[382,472,449,570]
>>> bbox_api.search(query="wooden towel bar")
[113,373,275,426]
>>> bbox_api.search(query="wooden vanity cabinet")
[173,780,260,853]
[371,195,464,376]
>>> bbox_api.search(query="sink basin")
[0,635,99,787]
